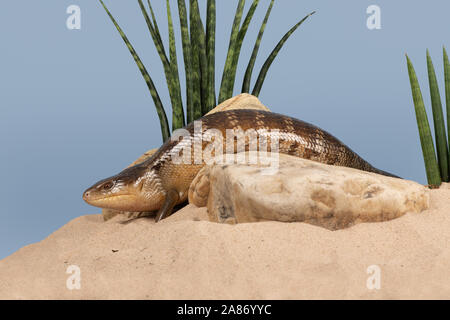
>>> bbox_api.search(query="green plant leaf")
[444,46,450,174]
[166,0,185,129]
[225,0,260,94]
[147,0,164,49]
[138,0,184,132]
[137,0,168,71]
[427,50,449,181]
[177,0,194,124]
[192,2,208,115]
[189,0,203,120]
[206,0,216,111]
[218,0,246,103]
[406,54,441,186]
[99,0,170,142]
[242,0,274,93]
[252,11,315,97]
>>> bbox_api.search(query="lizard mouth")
[83,193,139,210]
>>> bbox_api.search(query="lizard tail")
[372,167,402,179]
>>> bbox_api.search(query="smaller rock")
[205,93,270,115]
[188,167,211,208]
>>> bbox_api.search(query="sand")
[0,185,449,299]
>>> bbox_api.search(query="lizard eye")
[102,181,114,191]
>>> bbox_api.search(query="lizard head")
[83,164,166,212]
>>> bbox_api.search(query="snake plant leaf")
[242,0,274,93]
[191,2,209,115]
[177,0,195,124]
[205,0,216,111]
[426,50,449,181]
[147,0,164,49]
[138,0,184,132]
[99,0,170,142]
[406,54,441,186]
[137,0,168,68]
[166,0,185,129]
[225,0,260,93]
[444,47,450,171]
[150,0,185,129]
[218,0,246,104]
[189,0,203,120]
[252,11,315,97]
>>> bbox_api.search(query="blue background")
[1,0,449,259]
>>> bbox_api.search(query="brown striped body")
[83,109,398,221]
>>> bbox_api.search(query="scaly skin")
[83,110,399,221]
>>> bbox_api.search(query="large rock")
[102,94,269,221]
[189,153,430,230]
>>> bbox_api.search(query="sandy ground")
[0,185,449,299]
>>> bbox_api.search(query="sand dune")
[0,185,449,299]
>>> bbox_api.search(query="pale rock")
[189,153,430,230]
[189,166,211,208]
[205,93,270,115]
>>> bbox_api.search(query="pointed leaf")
[138,0,184,132]
[166,0,185,129]
[147,0,164,49]
[444,47,450,173]
[206,0,216,111]
[242,0,274,93]
[189,0,203,120]
[406,54,441,186]
[427,50,449,181]
[218,0,246,103]
[252,11,315,97]
[137,0,168,68]
[99,0,170,141]
[190,0,208,115]
[224,0,260,94]
[177,0,194,124]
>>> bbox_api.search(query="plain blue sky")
[1,0,449,259]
